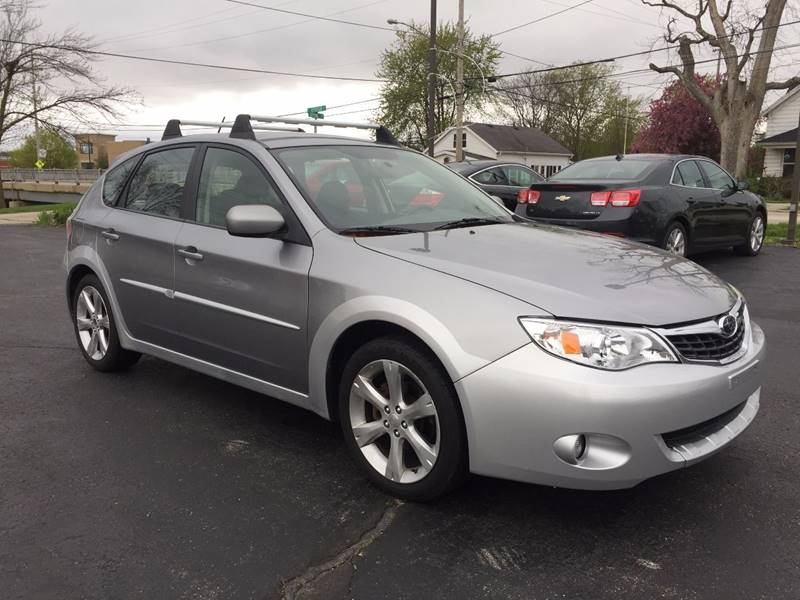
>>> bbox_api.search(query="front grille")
[662,400,747,449]
[665,306,745,361]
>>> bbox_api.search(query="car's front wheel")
[72,274,140,372]
[338,336,468,501]
[733,213,765,256]
[663,221,688,257]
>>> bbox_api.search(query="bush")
[36,205,74,226]
[746,175,792,202]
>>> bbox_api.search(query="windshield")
[549,159,655,181]
[274,145,511,233]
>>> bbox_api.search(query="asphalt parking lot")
[1,224,799,600]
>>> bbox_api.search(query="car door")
[171,144,312,393]
[97,145,196,348]
[698,159,750,243]
[471,167,515,208]
[672,159,722,247]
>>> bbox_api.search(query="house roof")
[760,127,798,145]
[466,122,572,156]
[761,86,800,117]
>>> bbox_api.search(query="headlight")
[519,318,678,370]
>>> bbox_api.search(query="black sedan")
[515,154,767,257]
[446,160,544,210]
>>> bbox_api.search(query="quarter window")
[699,161,735,191]
[676,161,705,188]
[123,147,194,217]
[102,155,138,206]
[196,148,284,227]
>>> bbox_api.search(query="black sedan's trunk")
[524,180,639,220]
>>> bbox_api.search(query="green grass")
[0,202,73,214]
[765,222,799,247]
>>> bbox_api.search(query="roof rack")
[161,117,303,141]
[161,113,400,146]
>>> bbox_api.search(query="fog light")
[554,434,587,465]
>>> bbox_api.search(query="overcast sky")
[37,0,800,141]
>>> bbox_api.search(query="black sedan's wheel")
[72,274,141,372]
[338,336,468,501]
[734,214,765,257]
[662,222,688,257]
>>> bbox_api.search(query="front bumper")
[455,320,765,490]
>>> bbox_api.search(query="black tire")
[662,221,689,257]
[338,336,468,501]
[733,213,765,257]
[71,273,141,372]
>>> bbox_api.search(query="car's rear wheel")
[663,222,688,257]
[734,213,765,256]
[72,274,140,371]
[338,336,468,501]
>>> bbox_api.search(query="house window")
[451,132,467,148]
[80,142,93,155]
[783,148,795,178]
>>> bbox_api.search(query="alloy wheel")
[76,285,110,361]
[665,227,686,256]
[348,359,440,484]
[750,216,764,252]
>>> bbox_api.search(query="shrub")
[36,205,74,226]
[747,175,792,202]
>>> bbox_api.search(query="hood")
[355,223,738,327]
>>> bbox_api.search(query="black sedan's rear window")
[550,159,655,181]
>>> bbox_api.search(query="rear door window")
[676,161,706,188]
[473,167,508,185]
[102,155,139,206]
[122,147,195,218]
[502,165,541,186]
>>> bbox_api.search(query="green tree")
[377,22,500,150]
[10,129,78,168]
[494,63,645,160]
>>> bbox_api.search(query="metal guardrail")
[0,168,103,183]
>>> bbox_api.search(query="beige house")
[759,87,798,178]
[72,133,148,169]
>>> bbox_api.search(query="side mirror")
[226,205,285,237]
[737,181,748,191]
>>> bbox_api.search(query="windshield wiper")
[339,225,420,236]
[432,217,506,231]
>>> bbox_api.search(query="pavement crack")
[278,499,403,600]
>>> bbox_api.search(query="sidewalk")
[767,203,792,224]
[0,212,40,225]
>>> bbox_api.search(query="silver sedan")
[64,123,765,500]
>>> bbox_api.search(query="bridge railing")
[0,168,103,183]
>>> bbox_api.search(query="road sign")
[37,148,47,159]
[34,159,45,169]
[307,105,326,119]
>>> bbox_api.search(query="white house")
[759,86,798,178]
[432,122,572,177]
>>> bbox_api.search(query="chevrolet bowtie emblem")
[555,195,571,202]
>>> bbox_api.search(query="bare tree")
[493,72,560,133]
[0,0,131,207]
[644,0,799,178]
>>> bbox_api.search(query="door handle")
[178,247,204,262]
[101,229,120,241]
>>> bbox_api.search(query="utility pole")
[426,0,437,157]
[786,111,800,245]
[454,0,465,162]
[32,58,41,167]
[622,86,630,155]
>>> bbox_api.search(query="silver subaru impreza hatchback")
[64,115,765,500]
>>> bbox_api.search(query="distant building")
[759,86,798,178]
[71,133,148,169]
[0,152,11,169]
[433,122,573,177]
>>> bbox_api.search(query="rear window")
[549,159,654,181]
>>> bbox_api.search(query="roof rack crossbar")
[160,118,303,140]
[249,115,400,146]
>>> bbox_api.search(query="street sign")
[34,159,45,169]
[37,148,47,159]
[307,105,326,119]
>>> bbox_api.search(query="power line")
[0,39,385,83]
[279,97,380,117]
[133,0,392,53]
[492,0,597,37]
[223,0,393,32]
